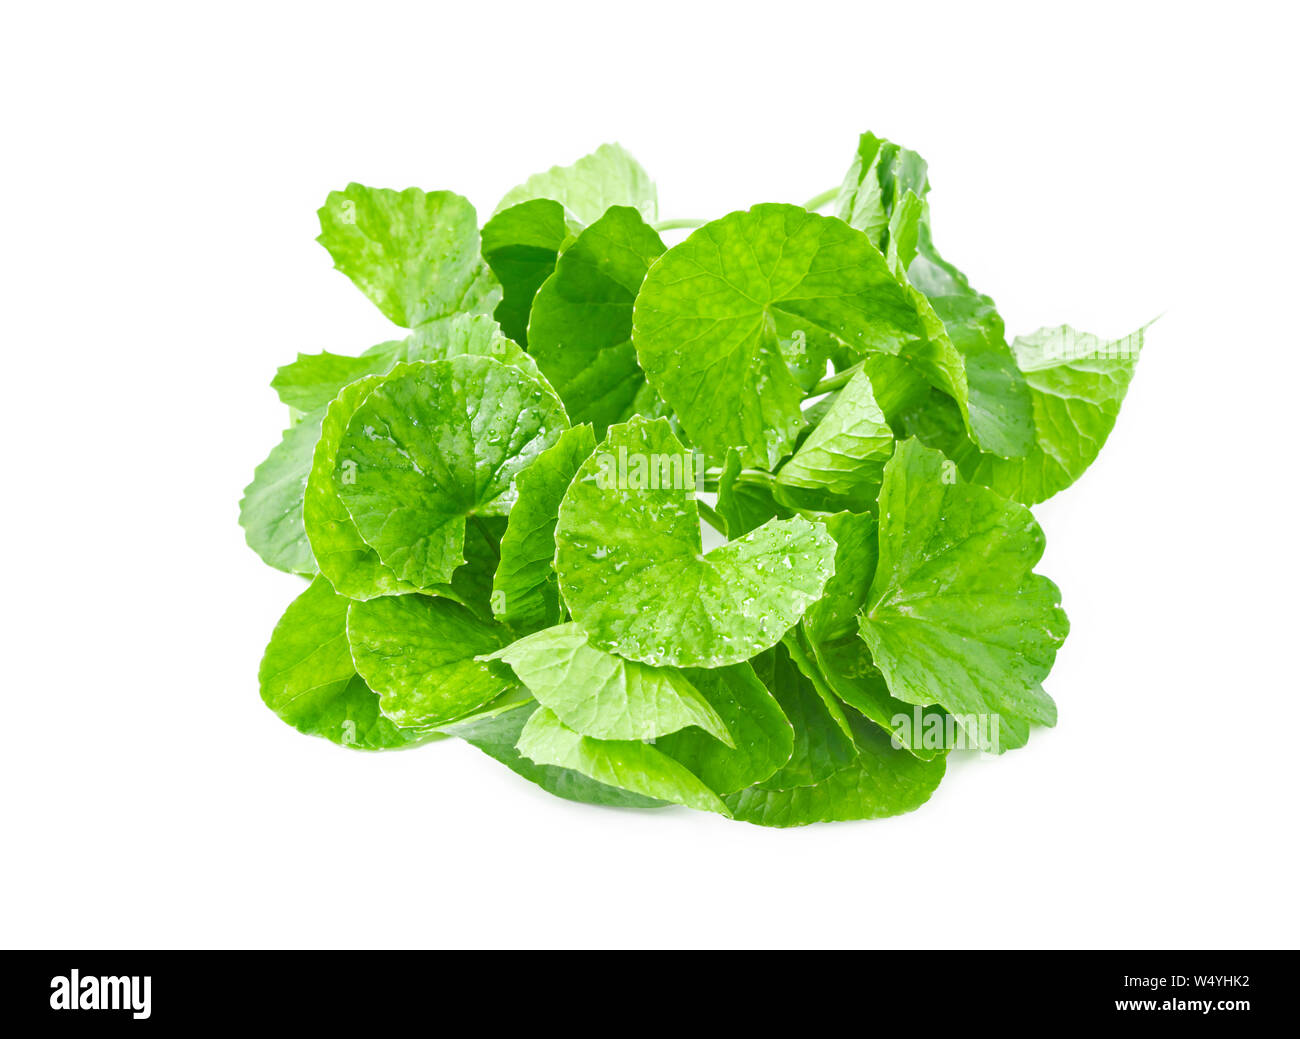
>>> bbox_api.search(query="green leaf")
[334,356,568,588]
[834,132,1034,458]
[715,449,789,539]
[802,630,945,761]
[439,701,664,808]
[239,409,323,576]
[725,715,946,827]
[271,313,543,415]
[773,369,894,512]
[271,351,384,413]
[305,374,420,599]
[859,439,1068,751]
[447,514,509,621]
[490,623,731,744]
[317,185,499,328]
[493,425,596,632]
[902,324,1146,504]
[752,643,858,789]
[834,131,931,253]
[632,203,930,468]
[304,363,513,609]
[347,593,513,730]
[655,663,794,795]
[907,225,1035,458]
[480,199,576,345]
[495,142,658,226]
[554,416,836,667]
[801,511,878,643]
[516,707,728,815]
[527,206,666,435]
[258,577,426,749]
[788,511,944,759]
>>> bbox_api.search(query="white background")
[3,1,1297,949]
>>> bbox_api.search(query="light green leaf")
[834,131,931,253]
[439,701,664,808]
[632,203,930,468]
[378,314,545,375]
[347,593,513,730]
[859,439,1068,751]
[271,314,543,416]
[489,623,732,744]
[492,425,597,632]
[725,715,946,827]
[554,416,836,667]
[271,351,384,413]
[317,185,499,328]
[258,576,426,749]
[903,324,1146,505]
[655,663,794,795]
[239,409,323,576]
[480,198,576,344]
[527,206,666,435]
[335,356,567,588]
[773,369,894,512]
[305,374,420,599]
[495,142,658,226]
[516,707,728,815]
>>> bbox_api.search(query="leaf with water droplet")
[335,356,568,588]
[488,622,732,745]
[554,416,836,667]
[632,204,933,469]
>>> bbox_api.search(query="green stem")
[802,186,839,212]
[652,217,708,232]
[810,360,864,395]
[696,500,728,537]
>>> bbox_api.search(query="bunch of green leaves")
[241,133,1145,826]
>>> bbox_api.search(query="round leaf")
[554,416,836,668]
[258,577,427,750]
[316,185,499,328]
[334,356,568,588]
[347,594,513,730]
[632,203,928,468]
[489,623,732,744]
